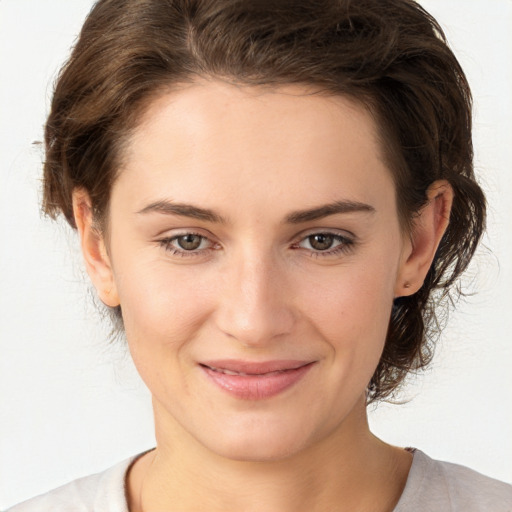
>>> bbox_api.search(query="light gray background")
[1,0,511,508]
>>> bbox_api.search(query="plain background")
[0,0,511,508]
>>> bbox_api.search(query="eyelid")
[292,227,356,243]
[153,224,218,238]
[158,230,219,258]
[291,229,357,258]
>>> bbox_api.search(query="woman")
[5,0,511,510]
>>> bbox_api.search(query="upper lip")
[200,359,314,375]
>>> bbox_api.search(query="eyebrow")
[136,199,375,224]
[136,201,226,223]
[284,200,375,223]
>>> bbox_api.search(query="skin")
[73,80,453,511]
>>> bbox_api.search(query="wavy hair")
[43,0,486,402]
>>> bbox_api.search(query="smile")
[205,367,290,377]
[199,360,316,400]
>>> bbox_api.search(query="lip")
[199,359,316,400]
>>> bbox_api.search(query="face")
[90,81,414,461]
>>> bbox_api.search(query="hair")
[43,0,486,402]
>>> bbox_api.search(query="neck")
[127,398,412,512]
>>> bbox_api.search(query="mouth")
[199,360,316,400]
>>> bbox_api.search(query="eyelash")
[159,232,216,258]
[293,233,355,258]
[158,231,355,259]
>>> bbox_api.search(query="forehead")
[131,80,381,158]
[116,79,395,220]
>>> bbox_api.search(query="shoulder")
[5,454,141,512]
[395,449,512,512]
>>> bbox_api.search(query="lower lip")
[201,363,315,400]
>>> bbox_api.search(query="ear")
[72,189,120,307]
[394,180,453,297]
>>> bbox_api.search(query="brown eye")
[308,233,335,251]
[176,234,204,250]
[160,232,216,257]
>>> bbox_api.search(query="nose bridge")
[216,245,295,346]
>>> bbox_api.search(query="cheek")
[300,255,397,370]
[114,259,215,349]
[114,264,218,399]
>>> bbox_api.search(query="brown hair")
[43,0,486,402]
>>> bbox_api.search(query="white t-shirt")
[6,449,512,511]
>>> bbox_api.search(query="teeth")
[220,368,247,376]
[208,366,287,376]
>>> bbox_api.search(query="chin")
[207,435,306,463]
[193,412,323,463]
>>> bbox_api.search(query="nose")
[214,251,296,347]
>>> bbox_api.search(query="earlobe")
[72,189,120,307]
[395,180,454,297]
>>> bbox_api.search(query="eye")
[175,234,206,251]
[295,231,354,257]
[304,233,338,251]
[159,232,216,257]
